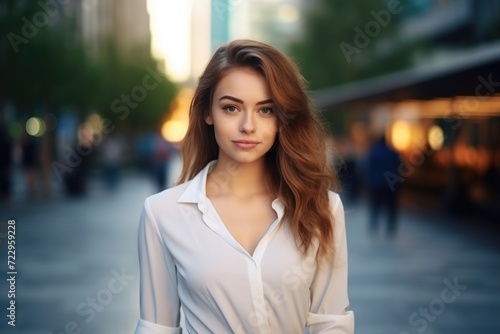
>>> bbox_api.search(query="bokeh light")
[86,113,104,135]
[161,120,188,143]
[428,125,444,150]
[390,120,411,151]
[161,87,193,143]
[25,117,45,137]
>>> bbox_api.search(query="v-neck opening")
[205,198,279,259]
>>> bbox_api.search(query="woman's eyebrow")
[218,95,243,103]
[218,95,273,105]
[256,99,273,106]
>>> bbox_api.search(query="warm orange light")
[161,120,188,143]
[391,120,412,151]
[412,125,425,147]
[161,88,193,143]
[452,96,500,117]
[428,125,444,150]
[476,148,491,173]
[435,148,451,166]
[463,147,477,166]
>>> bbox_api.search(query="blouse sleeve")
[306,194,355,334]
[134,198,182,334]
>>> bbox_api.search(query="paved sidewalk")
[0,174,152,334]
[345,201,500,334]
[0,173,499,334]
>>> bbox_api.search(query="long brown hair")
[178,39,339,262]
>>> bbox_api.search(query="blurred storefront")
[314,1,500,221]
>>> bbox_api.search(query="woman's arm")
[306,193,355,334]
[134,198,182,334]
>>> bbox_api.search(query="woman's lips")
[232,140,260,149]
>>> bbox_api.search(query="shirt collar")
[177,160,285,220]
[177,160,217,204]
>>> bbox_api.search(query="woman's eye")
[223,105,238,112]
[260,107,273,115]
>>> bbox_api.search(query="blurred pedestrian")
[0,125,13,201]
[337,137,360,207]
[64,123,94,196]
[101,133,125,190]
[150,133,173,191]
[21,134,40,199]
[133,40,354,334]
[366,134,400,238]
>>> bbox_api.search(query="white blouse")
[134,161,354,334]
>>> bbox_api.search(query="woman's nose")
[240,111,256,133]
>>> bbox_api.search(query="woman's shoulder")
[327,190,342,210]
[327,190,346,224]
[144,181,191,212]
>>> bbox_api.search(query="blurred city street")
[0,171,149,334]
[1,169,499,334]
[1,1,500,333]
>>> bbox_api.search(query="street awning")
[313,41,500,109]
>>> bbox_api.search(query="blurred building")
[2,0,151,61]
[314,0,500,221]
[229,0,303,53]
[186,0,305,82]
[210,0,230,54]
[190,0,211,82]
[400,0,500,45]
[78,0,151,61]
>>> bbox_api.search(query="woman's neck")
[207,158,270,199]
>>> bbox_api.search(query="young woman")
[134,39,354,334]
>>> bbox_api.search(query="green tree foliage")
[290,0,427,90]
[0,0,176,131]
[94,40,177,130]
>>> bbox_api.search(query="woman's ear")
[205,112,213,125]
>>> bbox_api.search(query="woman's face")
[206,67,278,166]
